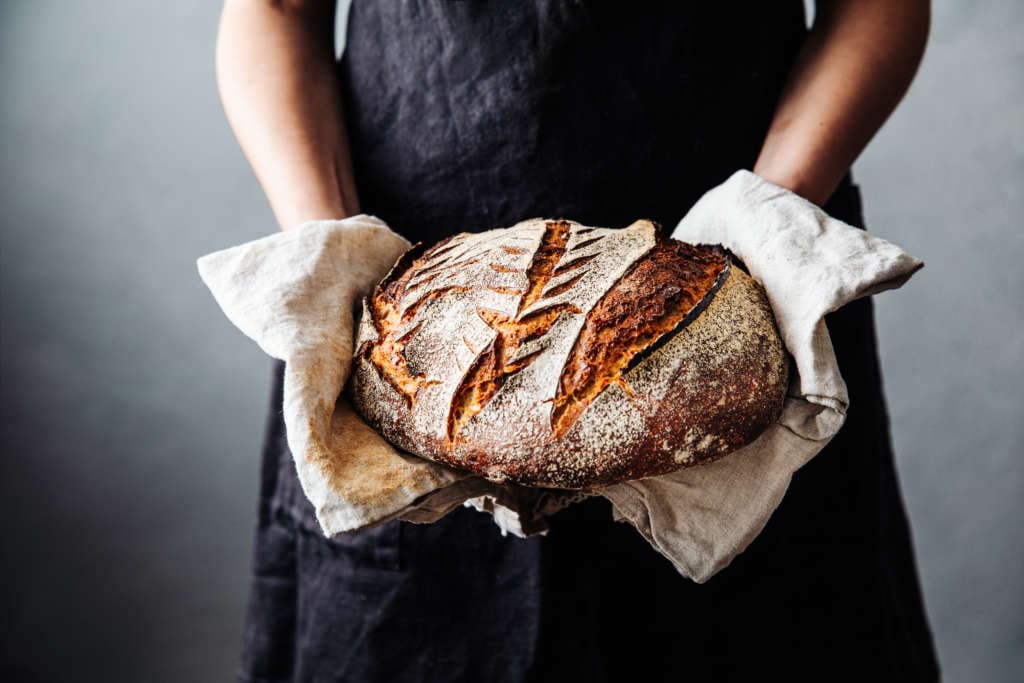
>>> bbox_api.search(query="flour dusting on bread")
[349,218,788,489]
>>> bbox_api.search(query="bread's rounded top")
[350,218,788,489]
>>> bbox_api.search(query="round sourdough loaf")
[348,218,789,489]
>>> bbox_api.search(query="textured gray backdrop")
[1,1,1020,681]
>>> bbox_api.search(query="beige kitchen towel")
[197,215,470,533]
[198,170,923,581]
[601,170,924,581]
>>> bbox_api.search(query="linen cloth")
[198,170,923,582]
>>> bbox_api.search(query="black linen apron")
[236,2,940,681]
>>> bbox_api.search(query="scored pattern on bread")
[551,239,728,435]
[358,218,658,446]
[448,221,580,440]
[350,217,788,488]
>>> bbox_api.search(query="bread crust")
[349,218,789,489]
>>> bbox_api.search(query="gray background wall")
[1,1,1020,681]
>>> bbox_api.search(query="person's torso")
[337,0,808,243]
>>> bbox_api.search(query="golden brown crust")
[551,237,728,436]
[448,221,579,440]
[349,218,788,489]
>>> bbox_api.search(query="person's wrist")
[274,198,360,232]
[752,155,844,207]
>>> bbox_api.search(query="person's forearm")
[754,0,930,205]
[215,0,360,230]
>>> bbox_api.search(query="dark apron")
[237,2,939,681]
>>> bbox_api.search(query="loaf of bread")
[348,218,789,489]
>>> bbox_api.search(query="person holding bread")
[215,1,939,681]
